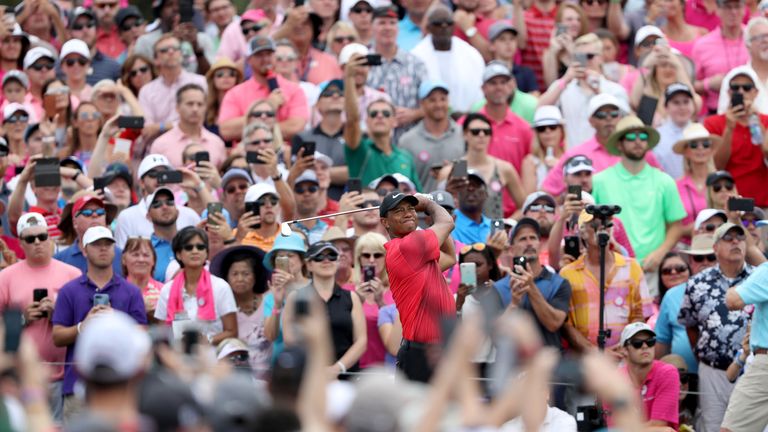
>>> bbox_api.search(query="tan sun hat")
[605,115,660,156]
[672,123,722,154]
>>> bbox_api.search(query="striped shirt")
[560,252,653,347]
[520,4,557,90]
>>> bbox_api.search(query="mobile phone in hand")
[460,262,477,287]
[299,141,316,158]
[93,293,110,306]
[731,92,744,108]
[451,159,468,178]
[512,256,527,275]
[245,201,261,228]
[117,116,145,130]
[567,184,582,200]
[365,54,382,66]
[346,178,362,193]
[564,236,581,258]
[267,76,279,92]
[728,197,755,212]
[363,265,376,282]
[33,288,48,318]
[194,151,210,166]
[207,202,223,225]
[246,151,265,164]
[490,219,504,236]
[157,170,183,184]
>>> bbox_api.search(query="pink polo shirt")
[297,48,342,85]
[676,175,707,227]
[149,125,228,169]
[685,0,721,30]
[540,136,661,197]
[691,27,749,112]
[218,75,309,125]
[618,360,680,429]
[477,107,532,172]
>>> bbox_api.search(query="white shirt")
[113,198,202,248]
[556,77,629,148]
[462,293,496,363]
[654,119,689,180]
[501,406,577,432]
[154,274,237,340]
[411,36,485,112]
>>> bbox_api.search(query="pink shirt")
[218,75,309,125]
[297,48,342,85]
[691,28,749,112]
[541,136,662,197]
[685,0,721,30]
[149,125,228,168]
[477,107,533,172]
[0,260,82,381]
[216,19,248,63]
[359,290,395,368]
[618,360,680,428]
[676,175,707,227]
[138,71,208,125]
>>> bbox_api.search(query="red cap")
[72,196,104,217]
[241,8,267,23]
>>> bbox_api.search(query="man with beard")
[521,191,557,266]
[236,183,283,251]
[494,218,571,348]
[452,172,491,245]
[147,188,179,282]
[592,115,686,288]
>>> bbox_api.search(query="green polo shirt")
[470,89,538,125]
[592,163,686,263]
[345,138,423,191]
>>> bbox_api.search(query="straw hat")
[205,58,243,83]
[605,115,660,156]
[672,123,722,154]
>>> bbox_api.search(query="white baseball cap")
[16,212,47,236]
[532,105,564,128]
[3,103,30,121]
[215,338,249,360]
[137,154,171,179]
[75,311,151,384]
[60,38,91,60]
[634,25,665,46]
[619,322,655,347]
[339,42,369,65]
[82,226,115,246]
[314,151,333,168]
[694,208,727,230]
[245,182,280,203]
[587,93,629,118]
[23,46,56,70]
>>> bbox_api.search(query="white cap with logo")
[16,212,47,236]
[619,322,655,347]
[82,226,115,246]
[138,154,171,179]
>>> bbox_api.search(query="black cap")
[306,241,340,259]
[373,5,399,19]
[706,170,734,186]
[664,82,694,105]
[114,5,143,28]
[509,217,540,242]
[379,192,419,217]
[104,162,134,188]
[69,6,96,29]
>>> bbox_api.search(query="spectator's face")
[366,101,395,136]
[524,199,555,236]
[20,226,51,262]
[623,332,655,367]
[207,0,235,28]
[709,179,737,209]
[155,37,183,70]
[600,37,618,62]
[381,200,418,236]
[241,19,271,42]
[311,0,340,20]
[223,178,250,211]
[683,135,715,167]
[74,202,107,238]
[70,19,96,48]
[178,234,208,268]
[119,17,147,45]
[257,193,280,225]
[108,177,132,209]
[565,170,593,193]
[579,218,614,247]
[510,226,541,262]
[245,128,274,154]
[61,54,90,82]
[141,167,169,194]
[747,22,768,61]
[227,260,255,296]
[307,249,340,277]
[335,240,354,272]
[212,66,238,92]
[3,110,29,139]
[579,0,607,19]
[535,124,563,149]
[32,183,60,204]
[84,239,116,269]
[348,2,374,34]
[248,102,277,128]
[689,251,717,274]
[315,160,331,188]
[491,31,518,60]
[666,94,694,125]
[274,46,298,78]
[148,192,179,227]
[742,212,761,238]
[617,129,650,161]
[0,35,23,63]
[464,119,492,151]
[25,58,56,88]
[729,75,759,106]
[294,181,320,215]
[458,176,487,213]
[123,242,154,278]
[93,0,120,26]
[696,215,725,235]
[421,89,449,122]
[74,105,103,136]
[482,75,513,105]
[3,81,26,104]
[714,228,747,264]
[372,17,399,46]
[560,7,582,37]
[177,88,206,126]
[660,255,690,290]
[375,181,397,197]
[353,191,381,227]
[247,49,275,77]
[575,41,603,71]
[718,0,745,27]
[316,86,344,114]
[161,0,182,28]
[427,10,454,43]
[635,36,659,60]
[291,19,315,48]
[588,106,621,139]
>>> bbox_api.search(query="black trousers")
[396,340,434,383]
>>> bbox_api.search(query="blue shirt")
[151,234,174,282]
[736,262,768,350]
[452,211,490,245]
[655,284,698,373]
[294,220,329,245]
[53,242,124,276]
[52,275,147,395]
[398,15,423,52]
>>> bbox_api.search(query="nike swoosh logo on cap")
[392,193,402,199]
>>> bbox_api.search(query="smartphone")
[246,151,265,165]
[267,76,279,92]
[33,288,48,318]
[245,201,261,229]
[556,23,568,36]
[43,93,57,119]
[574,52,588,67]
[512,256,527,275]
[567,184,582,200]
[728,197,755,212]
[732,92,744,108]
[34,159,60,187]
[157,170,183,184]
[93,293,110,306]
[181,330,198,355]
[460,262,477,287]
[365,54,382,66]
[114,138,132,155]
[299,141,316,158]
[346,178,362,194]
[275,256,290,272]
[564,235,581,259]
[363,265,376,282]
[194,151,210,167]
[179,0,195,23]
[94,175,110,191]
[14,165,23,176]
[294,288,310,317]
[490,218,504,236]
[116,116,145,130]
[206,202,223,225]
[3,309,22,354]
[637,95,658,126]
[451,159,468,178]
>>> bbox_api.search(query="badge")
[490,180,502,192]
[614,296,624,306]
[419,151,430,162]
[641,385,647,397]
[198,297,206,307]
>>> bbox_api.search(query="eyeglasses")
[249,110,276,119]
[351,6,374,13]
[730,83,755,92]
[214,69,237,79]
[361,252,384,259]
[71,21,96,31]
[742,219,759,227]
[157,45,181,55]
[430,19,454,27]
[369,110,392,118]
[749,33,768,44]
[150,198,175,209]
[688,140,711,149]
[143,169,167,179]
[246,138,273,146]
[129,65,150,77]
[623,132,649,141]
[311,253,339,262]
[183,243,207,251]
[721,233,746,242]
[627,337,656,349]
[527,204,555,213]
[225,184,249,194]
[229,352,249,363]
[334,35,356,44]
[121,19,144,32]
[469,127,492,136]
[691,253,717,263]
[321,89,343,98]
[712,182,735,192]
[593,110,620,120]
[79,112,102,120]
[294,185,319,194]
[702,223,718,232]
[460,242,487,255]
[64,57,89,67]
[29,62,54,71]
[661,264,688,275]
[241,23,266,36]
[22,233,49,244]
[76,208,106,218]
[362,199,381,208]
[536,125,559,133]
[276,54,297,62]
[5,115,29,124]
[376,188,391,197]
[257,196,279,206]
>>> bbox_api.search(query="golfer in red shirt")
[380,192,456,382]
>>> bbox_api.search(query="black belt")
[701,358,731,371]
[400,339,434,350]
[755,348,768,355]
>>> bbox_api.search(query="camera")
[585,204,621,220]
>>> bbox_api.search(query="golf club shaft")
[285,206,380,225]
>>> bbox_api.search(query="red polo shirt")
[96,26,126,60]
[521,4,556,89]
[385,229,455,343]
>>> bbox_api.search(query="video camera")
[585,204,621,220]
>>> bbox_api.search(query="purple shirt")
[52,274,147,395]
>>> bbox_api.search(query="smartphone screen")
[636,95,658,126]
[732,92,744,108]
[567,185,582,200]
[452,160,468,178]
[3,309,22,353]
[346,178,362,193]
[460,262,477,286]
[157,170,183,184]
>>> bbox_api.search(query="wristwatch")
[465,26,478,38]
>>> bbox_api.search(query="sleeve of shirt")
[400,229,440,266]
[648,364,680,426]
[281,85,310,122]
[655,292,675,344]
[540,155,568,196]
[629,259,653,320]
[128,286,149,324]
[51,285,75,327]
[662,176,688,224]
[736,263,768,305]
[154,283,171,321]
[215,279,238,317]
[218,86,244,124]
[677,279,697,327]
[704,115,725,137]
[262,292,274,316]
[0,273,9,310]
[377,305,396,327]
[550,279,572,313]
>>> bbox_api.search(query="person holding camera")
[235,183,282,251]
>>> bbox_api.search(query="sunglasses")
[661,264,688,275]
[29,62,54,71]
[742,219,759,227]
[143,169,167,179]
[241,23,266,36]
[276,54,297,62]
[5,115,28,124]
[593,110,620,119]
[129,65,150,77]
[257,196,279,206]
[369,110,392,118]
[183,243,207,252]
[334,36,356,44]
[157,45,181,55]
[639,38,660,48]
[94,1,118,8]
[623,132,649,141]
[430,19,454,27]
[351,6,373,13]
[321,89,343,98]
[311,253,339,262]
[294,185,319,194]
[721,233,746,242]
[362,199,381,208]
[460,242,487,255]
[469,127,492,136]
[691,253,717,263]
[150,198,175,209]
[730,83,755,92]
[64,57,89,67]
[627,337,656,349]
[79,112,102,120]
[246,138,273,146]
[527,204,555,213]
[225,183,249,194]
[249,110,276,119]
[22,233,49,244]
[712,182,735,192]
[214,69,237,79]
[702,223,718,232]
[688,140,711,149]
[71,21,96,31]
[121,19,144,32]
[76,208,106,218]
[361,252,384,259]
[536,125,559,133]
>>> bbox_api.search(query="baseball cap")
[263,232,307,271]
[372,5,399,19]
[693,208,727,230]
[75,311,151,384]
[587,93,628,118]
[145,187,174,214]
[532,105,564,128]
[713,222,746,243]
[306,241,340,259]
[681,234,715,255]
[664,82,694,104]
[314,151,334,168]
[3,103,29,121]
[115,5,143,28]
[207,374,271,432]
[82,226,115,246]
[467,169,487,187]
[391,173,417,191]
[246,36,276,57]
[137,154,171,179]
[488,20,518,42]
[104,162,133,188]
[241,8,268,23]
[72,195,105,217]
[379,191,418,217]
[418,81,449,100]
[16,212,47,236]
[706,170,734,186]
[634,25,665,46]
[244,182,279,203]
[619,322,655,347]
[430,190,455,211]
[23,46,55,70]
[295,170,319,185]
[69,6,96,27]
[369,174,398,190]
[2,70,29,90]
[318,79,344,96]
[221,168,254,189]
[342,0,375,21]
[339,42,368,65]
[60,39,91,60]
[522,191,556,214]
[482,61,512,84]
[509,217,540,242]
[563,155,594,175]
[216,338,249,360]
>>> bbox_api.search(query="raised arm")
[418,194,455,246]
[342,54,365,150]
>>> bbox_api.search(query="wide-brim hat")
[209,245,268,294]
[672,123,722,154]
[605,115,660,156]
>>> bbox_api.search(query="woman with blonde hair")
[205,58,243,141]
[521,105,566,193]
[325,21,360,59]
[542,3,589,86]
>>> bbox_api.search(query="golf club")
[280,206,381,236]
